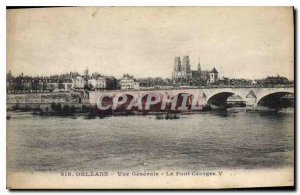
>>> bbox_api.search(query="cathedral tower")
[174,56,181,71]
[182,56,190,72]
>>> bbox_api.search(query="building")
[172,56,219,83]
[209,67,218,83]
[260,76,289,85]
[6,70,116,93]
[88,75,106,90]
[72,76,85,89]
[172,56,192,79]
[120,74,140,90]
[62,81,73,91]
[133,81,140,90]
[88,78,96,90]
[72,69,117,91]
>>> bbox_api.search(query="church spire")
[197,55,201,72]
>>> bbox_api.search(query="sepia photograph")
[6,6,294,189]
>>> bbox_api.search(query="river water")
[7,111,294,172]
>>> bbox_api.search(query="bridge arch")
[101,93,113,106]
[257,91,294,109]
[140,92,164,111]
[111,93,134,111]
[206,91,244,109]
[123,93,134,101]
[170,93,195,110]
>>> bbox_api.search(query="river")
[7,111,294,172]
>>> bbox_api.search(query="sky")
[7,7,294,80]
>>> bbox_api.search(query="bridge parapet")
[88,87,294,110]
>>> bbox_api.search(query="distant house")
[120,74,140,90]
[262,76,289,85]
[72,76,85,89]
[88,76,106,90]
[45,82,58,92]
[209,67,219,83]
[133,81,140,90]
[95,76,107,90]
[251,80,257,85]
[59,79,73,91]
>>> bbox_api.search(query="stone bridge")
[88,86,294,110]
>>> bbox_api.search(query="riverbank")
[6,102,210,119]
[6,106,294,121]
[6,100,294,120]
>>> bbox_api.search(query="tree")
[62,105,70,115]
[58,79,65,91]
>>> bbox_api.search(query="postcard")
[6,6,294,189]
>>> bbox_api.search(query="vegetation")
[10,103,41,112]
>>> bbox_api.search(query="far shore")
[6,106,294,121]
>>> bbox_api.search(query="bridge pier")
[244,97,258,110]
[245,101,257,110]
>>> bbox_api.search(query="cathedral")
[172,56,219,83]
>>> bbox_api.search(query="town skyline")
[7,7,294,80]
[6,62,293,81]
